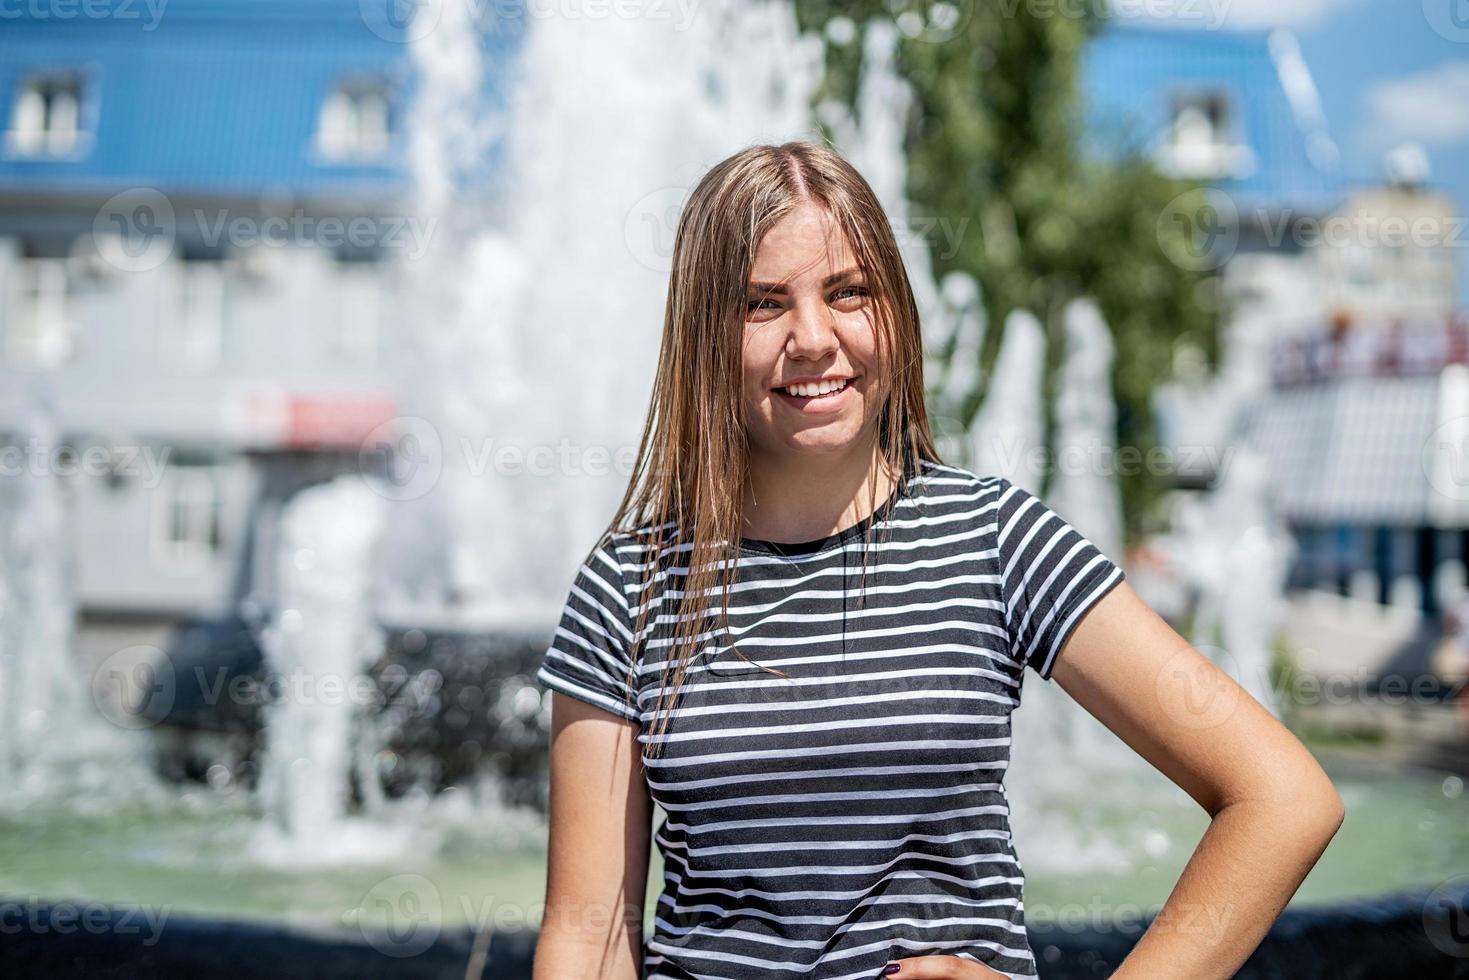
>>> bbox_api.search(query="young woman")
[532,140,1344,980]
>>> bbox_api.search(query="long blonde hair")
[607,139,942,756]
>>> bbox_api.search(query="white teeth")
[783,378,849,398]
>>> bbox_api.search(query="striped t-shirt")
[536,459,1126,980]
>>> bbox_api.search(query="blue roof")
[1081,24,1345,214]
[1,7,1342,215]
[0,0,514,203]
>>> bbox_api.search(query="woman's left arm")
[1049,580,1346,980]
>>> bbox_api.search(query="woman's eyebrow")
[748,266,863,292]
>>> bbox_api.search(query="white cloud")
[1111,0,1362,31]
[1362,61,1469,149]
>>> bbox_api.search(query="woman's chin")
[778,428,869,457]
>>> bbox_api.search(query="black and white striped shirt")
[536,460,1126,980]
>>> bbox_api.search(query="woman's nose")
[785,299,839,359]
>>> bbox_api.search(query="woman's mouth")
[773,377,857,413]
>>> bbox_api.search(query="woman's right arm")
[534,691,652,980]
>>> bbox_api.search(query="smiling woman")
[532,140,1344,980]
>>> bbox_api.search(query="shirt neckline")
[736,461,914,559]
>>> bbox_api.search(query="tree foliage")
[793,0,1221,544]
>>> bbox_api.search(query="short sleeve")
[535,540,642,722]
[995,478,1126,681]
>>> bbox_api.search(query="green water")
[1,754,1464,939]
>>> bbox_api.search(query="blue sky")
[1140,0,1469,305]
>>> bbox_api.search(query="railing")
[1272,313,1469,387]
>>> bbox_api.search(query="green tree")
[794,0,1221,545]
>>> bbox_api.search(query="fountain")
[2,3,1468,978]
[0,398,84,800]
[1050,297,1126,564]
[251,474,398,866]
[0,395,160,814]
[381,0,828,627]
[968,308,1049,488]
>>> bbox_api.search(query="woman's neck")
[740,444,901,544]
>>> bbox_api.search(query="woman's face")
[741,202,885,466]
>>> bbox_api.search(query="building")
[1318,144,1463,327]
[0,0,446,661]
[5,8,1460,670]
[1084,25,1468,626]
[1082,25,1348,490]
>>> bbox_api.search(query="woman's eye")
[747,297,779,312]
[832,285,868,303]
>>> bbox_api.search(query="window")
[316,82,391,160]
[5,258,75,369]
[333,259,385,369]
[7,73,86,157]
[160,258,225,372]
[152,462,222,571]
[1157,90,1255,180]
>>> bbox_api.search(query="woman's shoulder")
[910,458,1007,499]
[583,518,686,573]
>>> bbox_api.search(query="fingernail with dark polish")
[883,965,900,976]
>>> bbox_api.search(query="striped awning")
[1240,372,1452,526]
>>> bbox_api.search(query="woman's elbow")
[1287,765,1346,845]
